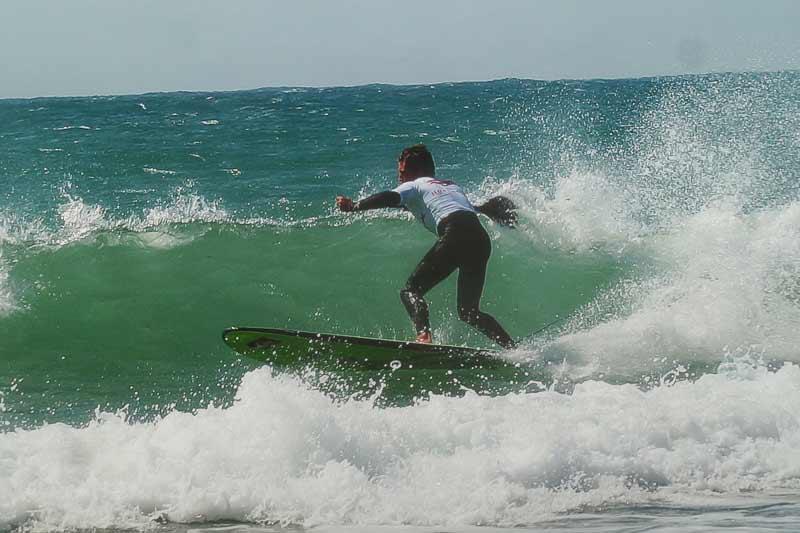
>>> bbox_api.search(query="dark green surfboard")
[222,327,510,371]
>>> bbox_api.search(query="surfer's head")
[398,144,435,183]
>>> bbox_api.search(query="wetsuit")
[354,178,514,348]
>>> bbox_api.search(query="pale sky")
[2,0,799,99]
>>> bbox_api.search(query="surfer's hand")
[336,196,355,212]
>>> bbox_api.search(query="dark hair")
[399,144,435,177]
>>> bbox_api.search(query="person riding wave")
[336,144,516,348]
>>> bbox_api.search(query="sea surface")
[2,72,800,532]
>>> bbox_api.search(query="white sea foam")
[0,212,48,246]
[585,201,799,363]
[137,193,228,228]
[55,194,109,245]
[486,171,641,254]
[0,253,16,317]
[0,213,50,317]
[52,125,92,131]
[0,188,324,257]
[489,80,800,375]
[2,364,800,530]
[143,167,177,175]
[1,188,232,251]
[502,194,796,369]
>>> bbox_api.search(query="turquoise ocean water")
[2,72,800,531]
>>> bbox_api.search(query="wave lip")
[0,255,15,317]
[3,365,800,530]
[2,188,231,250]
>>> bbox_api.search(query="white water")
[488,80,800,377]
[2,363,800,531]
[0,185,229,249]
[0,254,14,317]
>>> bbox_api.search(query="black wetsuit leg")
[400,237,459,335]
[456,258,515,348]
[400,210,515,348]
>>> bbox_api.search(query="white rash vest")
[393,177,477,235]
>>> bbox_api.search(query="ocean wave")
[516,191,800,376]
[1,189,233,251]
[137,192,229,228]
[1,185,362,253]
[2,364,800,530]
[479,75,800,374]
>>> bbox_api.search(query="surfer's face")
[397,159,412,183]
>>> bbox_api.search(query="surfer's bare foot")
[416,331,432,344]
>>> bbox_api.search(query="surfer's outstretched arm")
[336,191,401,212]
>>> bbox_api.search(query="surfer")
[336,144,516,348]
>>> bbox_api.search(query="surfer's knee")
[400,287,418,307]
[400,287,410,303]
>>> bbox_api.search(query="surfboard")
[222,327,511,371]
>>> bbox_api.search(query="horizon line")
[2,68,797,103]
